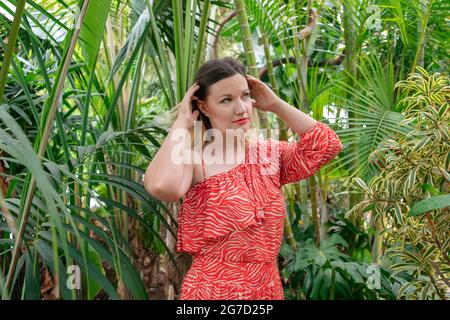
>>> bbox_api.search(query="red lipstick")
[233,118,249,124]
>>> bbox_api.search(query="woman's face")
[197,73,253,136]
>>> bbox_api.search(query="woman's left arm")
[270,97,318,135]
[270,98,343,185]
[245,75,343,185]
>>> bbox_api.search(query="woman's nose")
[236,101,247,114]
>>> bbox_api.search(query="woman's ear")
[197,100,210,117]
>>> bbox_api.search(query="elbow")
[144,177,182,203]
[333,139,344,154]
[326,140,343,161]
[337,137,344,152]
[328,131,343,155]
[320,136,343,164]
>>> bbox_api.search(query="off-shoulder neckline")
[181,122,324,200]
[183,143,251,199]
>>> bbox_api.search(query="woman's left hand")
[246,74,280,112]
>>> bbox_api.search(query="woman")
[144,57,343,300]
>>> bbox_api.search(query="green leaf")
[438,167,450,183]
[125,132,151,158]
[79,0,112,71]
[38,231,119,300]
[86,244,105,300]
[413,136,431,151]
[34,239,73,300]
[420,184,442,196]
[354,177,370,192]
[409,194,450,217]
[24,251,40,299]
[393,203,404,225]
[403,167,419,197]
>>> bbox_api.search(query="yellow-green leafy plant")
[346,67,449,300]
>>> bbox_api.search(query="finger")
[188,84,200,94]
[245,75,258,89]
[184,90,198,103]
[188,83,198,91]
[186,82,198,93]
[245,74,258,81]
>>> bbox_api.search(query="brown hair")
[190,57,259,149]
[154,57,260,150]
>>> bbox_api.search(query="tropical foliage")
[346,68,449,300]
[0,0,448,300]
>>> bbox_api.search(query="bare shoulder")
[190,149,203,188]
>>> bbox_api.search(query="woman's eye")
[222,93,249,103]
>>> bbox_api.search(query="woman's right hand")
[175,82,201,129]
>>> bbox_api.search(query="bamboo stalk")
[0,0,26,101]
[233,0,268,130]
[260,28,298,251]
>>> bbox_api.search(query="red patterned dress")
[176,121,343,300]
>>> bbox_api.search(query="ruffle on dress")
[177,161,281,253]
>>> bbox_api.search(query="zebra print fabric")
[177,121,343,300]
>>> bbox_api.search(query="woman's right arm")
[143,82,200,202]
[143,118,194,202]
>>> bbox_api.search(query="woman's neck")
[203,135,247,164]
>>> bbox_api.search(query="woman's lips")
[233,118,249,124]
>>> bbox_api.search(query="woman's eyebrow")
[219,89,250,98]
